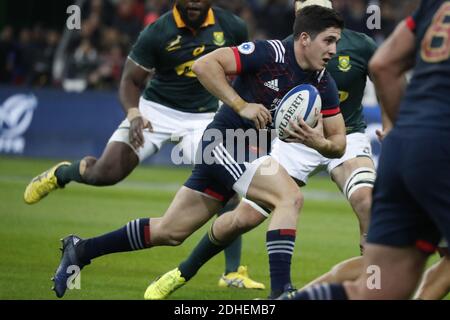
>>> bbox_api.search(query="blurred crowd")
[0,0,419,91]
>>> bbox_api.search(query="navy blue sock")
[266,229,296,296]
[75,218,151,264]
[279,283,348,300]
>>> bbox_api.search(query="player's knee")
[350,188,372,232]
[154,228,187,246]
[329,264,345,282]
[277,188,304,212]
[165,234,186,246]
[329,260,358,283]
[369,56,387,78]
[231,209,265,233]
[350,189,372,214]
[80,157,101,185]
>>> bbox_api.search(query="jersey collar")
[172,6,215,30]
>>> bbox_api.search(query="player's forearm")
[380,104,394,132]
[369,20,415,124]
[119,78,142,114]
[314,134,346,158]
[371,72,406,124]
[193,58,245,112]
[118,58,150,120]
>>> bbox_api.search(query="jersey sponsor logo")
[338,90,349,103]
[0,93,37,154]
[264,79,279,92]
[166,35,182,52]
[175,60,197,77]
[338,55,351,72]
[238,42,255,55]
[213,32,225,46]
[193,45,205,57]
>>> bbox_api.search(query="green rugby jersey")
[285,29,377,134]
[128,6,248,113]
[327,29,378,134]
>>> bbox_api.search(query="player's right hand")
[129,116,152,150]
[238,103,272,129]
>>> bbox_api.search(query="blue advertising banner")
[0,85,383,166]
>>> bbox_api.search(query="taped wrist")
[231,97,246,113]
[127,108,142,122]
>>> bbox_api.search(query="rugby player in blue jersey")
[25,0,266,294]
[50,5,347,299]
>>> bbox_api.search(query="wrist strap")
[230,97,246,112]
[127,108,141,122]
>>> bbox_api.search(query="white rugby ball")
[274,84,322,140]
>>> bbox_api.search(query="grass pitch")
[0,156,446,300]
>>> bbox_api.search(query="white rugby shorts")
[271,132,373,184]
[109,97,215,163]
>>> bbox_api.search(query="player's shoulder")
[237,39,286,62]
[213,6,247,35]
[342,29,376,47]
[261,39,287,63]
[212,6,244,24]
[341,28,377,58]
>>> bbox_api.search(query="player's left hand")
[376,127,390,142]
[129,116,152,150]
[284,114,325,148]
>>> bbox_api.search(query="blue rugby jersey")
[398,0,450,131]
[213,37,341,130]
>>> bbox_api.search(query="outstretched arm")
[369,20,416,125]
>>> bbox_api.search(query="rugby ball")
[274,84,322,140]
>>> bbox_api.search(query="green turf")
[0,156,447,300]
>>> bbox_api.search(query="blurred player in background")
[295,0,450,301]
[50,6,346,299]
[24,0,264,292]
[281,0,450,299]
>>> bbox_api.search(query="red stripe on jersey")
[321,106,341,117]
[405,16,416,32]
[280,229,296,236]
[231,47,242,74]
[144,225,151,247]
[415,240,436,254]
[204,188,225,202]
